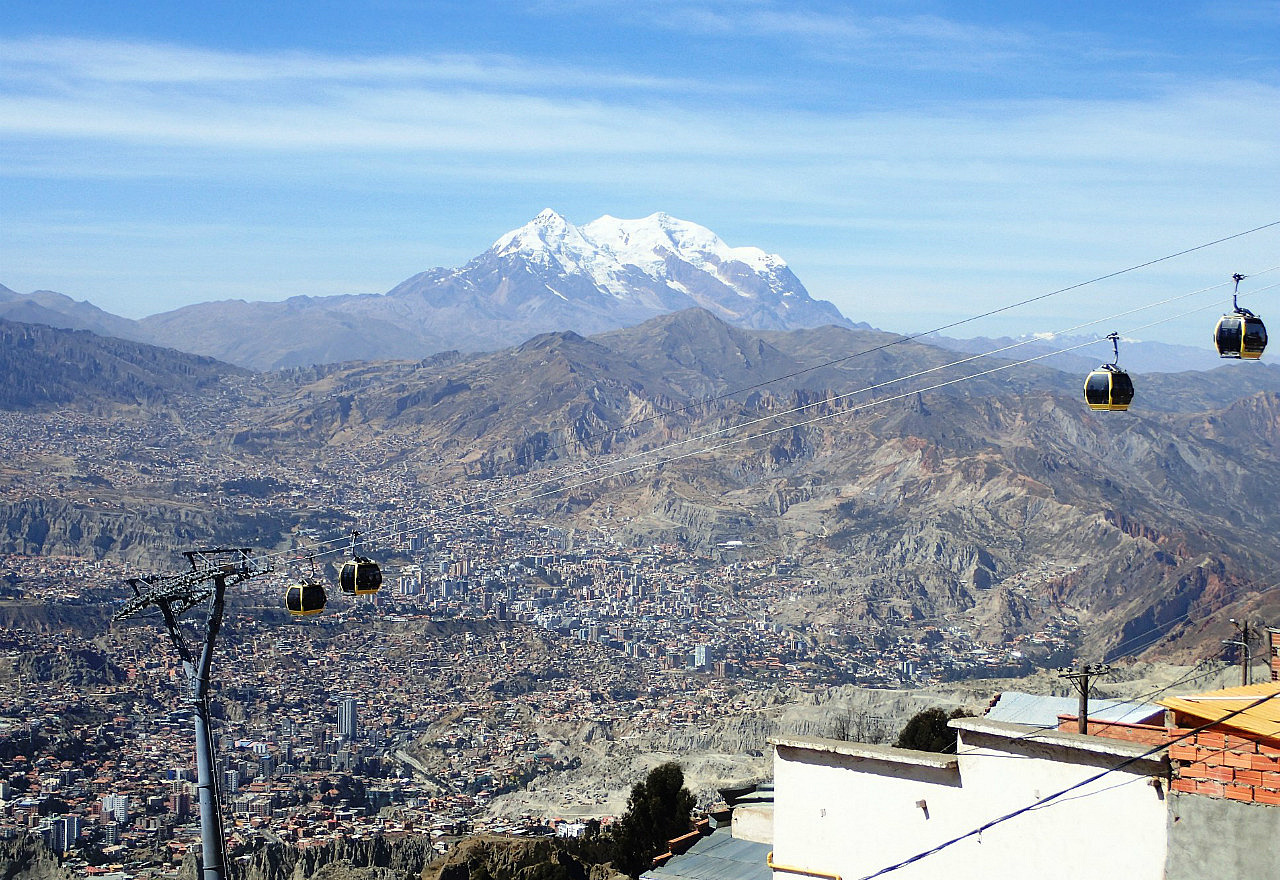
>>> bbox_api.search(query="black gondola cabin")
[340,557,382,595]
[1084,365,1134,411]
[286,580,327,616]
[1214,311,1267,359]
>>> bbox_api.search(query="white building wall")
[771,721,1169,880]
[772,741,964,879]
[732,803,774,844]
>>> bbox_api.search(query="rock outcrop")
[0,836,74,880]
[225,834,623,880]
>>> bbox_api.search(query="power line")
[257,272,1280,575]
[939,575,1280,742]
[856,688,1280,879]
[237,222,1280,475]
[467,223,1280,462]
[950,658,1228,757]
[940,566,1280,740]
[1101,579,1280,661]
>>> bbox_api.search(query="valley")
[3,301,1280,875]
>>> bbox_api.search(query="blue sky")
[2,1,1278,346]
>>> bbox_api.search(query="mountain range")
[5,208,1280,664]
[4,306,1280,664]
[1,209,1235,377]
[1,210,851,370]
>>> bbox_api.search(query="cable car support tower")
[114,548,272,880]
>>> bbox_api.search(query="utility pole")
[114,549,271,880]
[1223,619,1254,687]
[1058,664,1113,734]
[1269,628,1280,682]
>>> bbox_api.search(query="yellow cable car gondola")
[1214,273,1267,360]
[286,553,327,616]
[340,531,382,596]
[1084,332,1134,412]
[285,579,326,616]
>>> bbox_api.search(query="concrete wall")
[771,721,1169,880]
[1165,791,1280,880]
[731,803,774,844]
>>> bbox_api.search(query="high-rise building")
[338,698,358,740]
[715,659,737,678]
[694,644,713,669]
[51,816,80,853]
[101,794,129,823]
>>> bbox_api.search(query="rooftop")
[985,691,1164,727]
[642,827,772,880]
[769,735,957,770]
[953,717,1168,767]
[1159,682,1280,741]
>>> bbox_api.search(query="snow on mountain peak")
[488,209,800,305]
[492,209,590,269]
[587,212,787,271]
[532,208,567,227]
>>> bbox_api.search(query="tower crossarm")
[114,548,272,622]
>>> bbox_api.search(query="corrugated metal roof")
[984,691,1163,727]
[1159,682,1280,740]
[643,828,773,880]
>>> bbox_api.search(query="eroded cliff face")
[425,835,624,880]
[574,387,1280,661]
[0,647,125,688]
[0,499,297,569]
[221,834,622,880]
[228,835,436,880]
[0,836,75,880]
[7,311,1280,663]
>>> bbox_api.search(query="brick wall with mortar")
[1056,715,1168,745]
[1166,726,1280,805]
[1057,713,1280,805]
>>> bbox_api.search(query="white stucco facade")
[770,718,1169,880]
[732,801,775,844]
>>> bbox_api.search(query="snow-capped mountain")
[485,209,818,318]
[11,211,852,370]
[380,209,849,340]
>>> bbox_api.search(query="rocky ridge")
[4,310,1280,662]
[0,211,851,370]
[0,836,74,880]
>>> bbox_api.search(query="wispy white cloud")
[3,31,1278,334]
[0,36,689,91]
[3,35,1275,166]
[534,0,1040,69]
[0,39,697,153]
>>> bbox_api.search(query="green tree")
[610,762,697,878]
[317,774,367,807]
[37,797,70,817]
[894,707,969,753]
